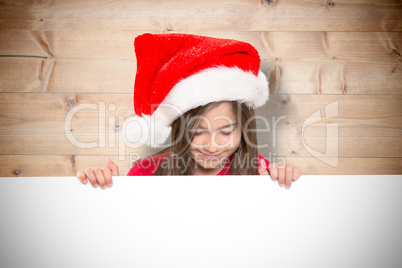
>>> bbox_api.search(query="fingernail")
[279,184,284,187]
[94,183,98,188]
[101,185,106,190]
[83,179,87,184]
[107,182,112,187]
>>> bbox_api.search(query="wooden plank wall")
[0,0,401,176]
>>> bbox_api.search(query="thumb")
[106,157,119,176]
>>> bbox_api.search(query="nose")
[204,143,219,153]
[202,134,220,153]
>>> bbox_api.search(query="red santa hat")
[123,33,269,148]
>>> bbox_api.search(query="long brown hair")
[152,101,259,175]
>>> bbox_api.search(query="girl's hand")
[76,158,119,189]
[258,159,302,189]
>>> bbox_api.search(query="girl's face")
[189,102,241,175]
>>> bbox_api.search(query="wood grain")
[0,0,401,31]
[1,31,401,94]
[2,57,399,94]
[0,57,136,93]
[2,31,401,61]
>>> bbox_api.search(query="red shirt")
[127,152,270,176]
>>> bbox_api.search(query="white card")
[0,175,401,268]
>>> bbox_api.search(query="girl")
[76,33,302,189]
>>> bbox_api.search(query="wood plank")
[0,155,134,177]
[2,30,401,94]
[0,30,49,58]
[1,51,400,94]
[2,31,401,62]
[0,30,136,60]
[0,155,400,177]
[0,93,401,158]
[0,0,401,31]
[0,58,136,93]
[0,57,47,92]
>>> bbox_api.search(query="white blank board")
[0,175,401,268]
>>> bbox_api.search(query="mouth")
[200,152,222,160]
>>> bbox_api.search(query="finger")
[107,158,119,176]
[277,166,285,187]
[102,166,113,187]
[268,163,278,181]
[293,167,302,181]
[76,170,88,184]
[94,168,107,190]
[258,159,269,175]
[85,168,98,188]
[285,165,293,189]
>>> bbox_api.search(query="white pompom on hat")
[123,33,269,148]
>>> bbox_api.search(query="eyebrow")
[197,123,238,130]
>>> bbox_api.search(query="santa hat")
[123,33,269,148]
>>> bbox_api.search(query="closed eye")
[193,128,236,136]
[194,130,233,136]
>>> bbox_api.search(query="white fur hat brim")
[123,66,269,148]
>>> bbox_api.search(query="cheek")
[190,135,204,149]
[218,134,233,146]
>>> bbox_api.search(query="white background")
[0,175,401,268]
